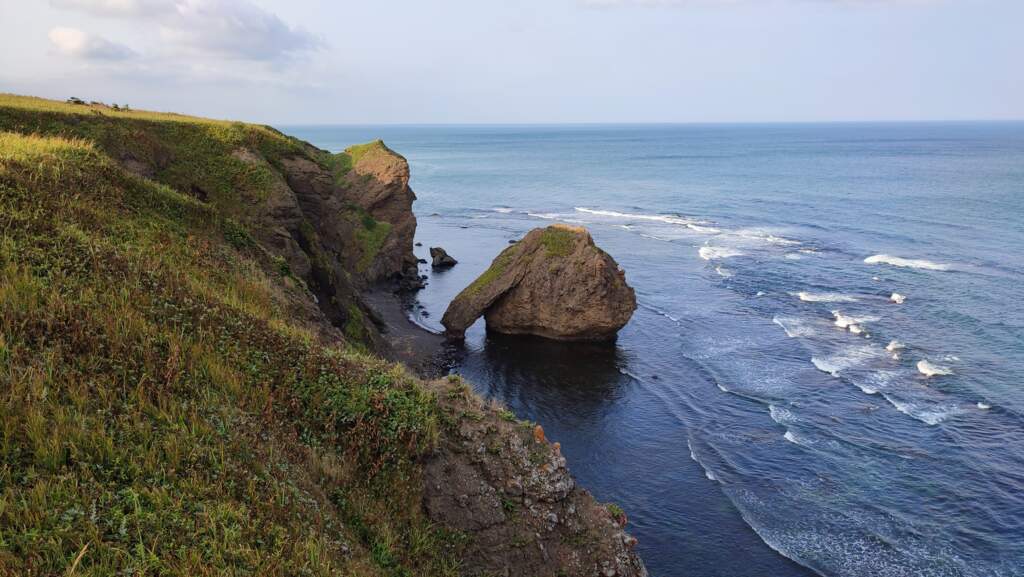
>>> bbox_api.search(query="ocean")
[284,123,1024,577]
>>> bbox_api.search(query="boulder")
[430,246,458,268]
[442,224,636,341]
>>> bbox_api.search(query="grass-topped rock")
[442,224,637,341]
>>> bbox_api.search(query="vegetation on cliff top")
[0,94,308,222]
[0,113,462,575]
[325,139,389,181]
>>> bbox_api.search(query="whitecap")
[977,402,991,410]
[832,311,878,330]
[756,291,766,297]
[883,394,960,425]
[573,207,714,229]
[784,253,803,260]
[492,207,514,213]
[714,265,733,278]
[700,246,744,261]
[885,340,905,352]
[527,212,563,220]
[735,228,800,246]
[917,359,953,377]
[848,324,864,335]
[812,357,842,378]
[811,345,880,377]
[855,382,879,395]
[783,430,802,445]
[890,293,906,304]
[769,405,795,425]
[864,254,951,271]
[793,291,859,303]
[773,316,816,338]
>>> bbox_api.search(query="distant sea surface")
[284,123,1024,577]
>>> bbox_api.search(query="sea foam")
[864,254,951,271]
[917,359,953,377]
[832,311,878,330]
[792,291,858,303]
[700,246,744,261]
[773,316,815,338]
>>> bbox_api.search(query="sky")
[0,0,1021,124]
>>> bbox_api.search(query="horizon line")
[276,118,1024,128]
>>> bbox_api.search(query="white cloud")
[49,0,322,62]
[161,0,322,61]
[49,0,174,17]
[48,26,137,60]
[582,0,937,5]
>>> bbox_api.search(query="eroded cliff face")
[210,140,421,350]
[443,224,637,341]
[428,377,647,577]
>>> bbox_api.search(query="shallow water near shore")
[285,123,1024,577]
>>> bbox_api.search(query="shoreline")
[362,286,453,378]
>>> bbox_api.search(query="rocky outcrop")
[230,140,422,350]
[426,377,647,577]
[442,224,637,341]
[430,246,458,268]
[336,140,419,284]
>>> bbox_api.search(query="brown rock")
[424,378,648,577]
[339,140,418,284]
[430,246,457,268]
[442,224,636,341]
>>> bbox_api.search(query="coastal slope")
[0,94,645,576]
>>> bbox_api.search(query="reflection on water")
[454,331,632,423]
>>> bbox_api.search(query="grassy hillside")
[0,95,644,577]
[0,128,462,575]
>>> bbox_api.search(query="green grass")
[0,93,307,222]
[0,128,464,575]
[324,139,389,182]
[345,205,393,273]
[458,244,519,298]
[539,226,579,257]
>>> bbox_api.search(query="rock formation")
[442,224,636,341]
[430,246,458,268]
[426,377,647,577]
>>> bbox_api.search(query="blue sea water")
[284,123,1024,577]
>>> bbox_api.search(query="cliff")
[0,94,645,576]
[443,224,637,341]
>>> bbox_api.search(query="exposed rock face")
[430,246,458,268]
[225,140,422,350]
[425,377,647,577]
[338,140,419,284]
[442,224,636,341]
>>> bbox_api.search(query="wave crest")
[864,254,951,271]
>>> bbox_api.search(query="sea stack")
[442,224,636,341]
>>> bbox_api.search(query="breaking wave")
[700,246,744,261]
[917,359,953,377]
[864,254,951,271]
[792,291,859,303]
